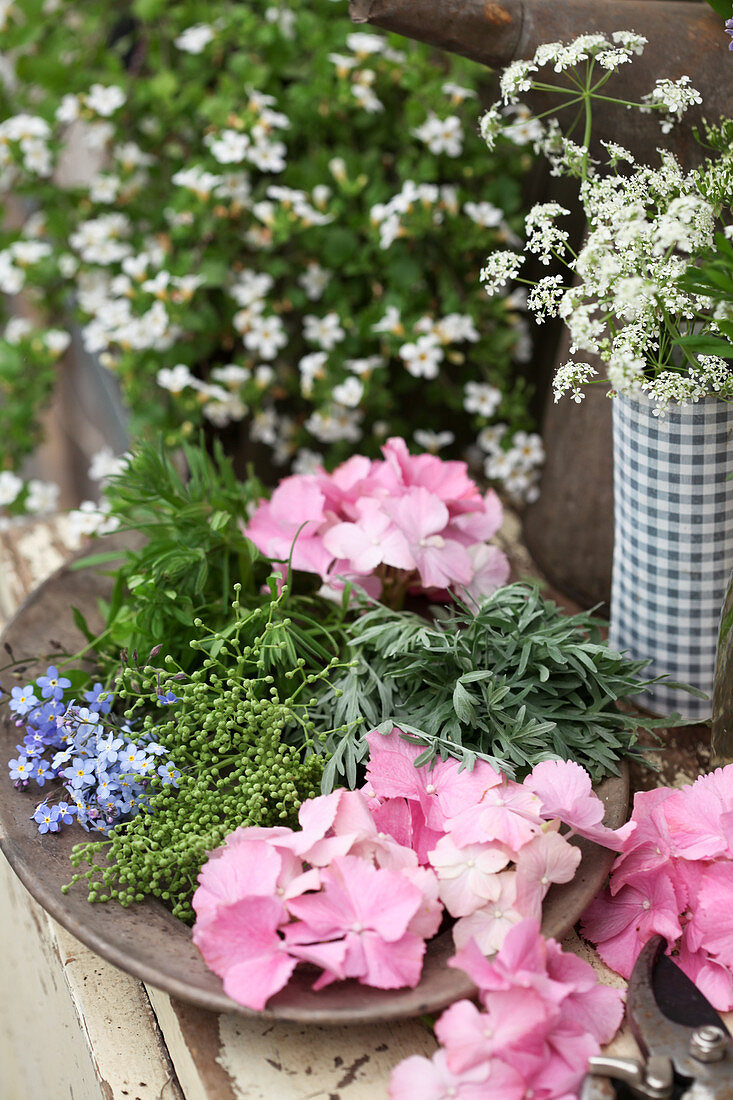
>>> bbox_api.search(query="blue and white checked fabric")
[608,393,733,720]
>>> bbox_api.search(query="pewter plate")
[0,555,629,1023]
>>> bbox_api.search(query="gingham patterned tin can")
[608,392,733,720]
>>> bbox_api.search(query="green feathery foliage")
[315,583,679,789]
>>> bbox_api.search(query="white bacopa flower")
[229,269,274,307]
[157,364,195,393]
[441,82,477,103]
[202,394,248,426]
[345,355,384,376]
[346,32,385,55]
[372,305,402,335]
[0,470,23,506]
[0,252,24,294]
[509,430,545,469]
[0,114,50,141]
[244,314,287,359]
[254,365,275,388]
[351,84,384,114]
[298,351,328,397]
[4,317,33,343]
[44,329,71,356]
[477,423,507,454]
[399,334,443,379]
[247,140,287,173]
[211,364,251,387]
[298,262,331,301]
[303,312,345,351]
[305,406,363,444]
[88,174,120,204]
[331,377,364,408]
[434,313,480,344]
[171,166,223,198]
[413,114,463,157]
[464,201,504,229]
[207,129,250,165]
[11,239,51,265]
[56,94,81,124]
[25,479,59,515]
[292,448,324,476]
[464,381,502,417]
[21,139,52,176]
[174,24,215,54]
[413,429,455,452]
[88,447,130,482]
[85,84,125,117]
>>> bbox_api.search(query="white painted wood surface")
[4,517,723,1100]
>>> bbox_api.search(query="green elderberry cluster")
[66,583,352,922]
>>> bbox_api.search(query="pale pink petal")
[402,865,444,939]
[366,727,425,801]
[389,1050,492,1100]
[452,873,524,955]
[461,543,511,601]
[286,855,423,944]
[664,775,730,860]
[446,781,544,851]
[686,862,733,962]
[524,759,624,850]
[359,930,426,989]
[678,932,733,1012]
[429,835,511,918]
[193,838,282,927]
[515,831,582,913]
[529,1032,600,1097]
[193,895,296,1011]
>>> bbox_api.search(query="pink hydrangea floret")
[389,920,625,1100]
[580,764,733,1010]
[242,436,510,602]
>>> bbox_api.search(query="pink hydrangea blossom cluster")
[243,436,510,603]
[191,785,445,1009]
[389,920,625,1100]
[192,727,626,1011]
[581,765,733,1011]
[365,729,628,955]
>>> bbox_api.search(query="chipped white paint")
[217,1015,437,1100]
[145,987,223,1100]
[0,853,182,1100]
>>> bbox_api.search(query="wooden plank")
[0,852,184,1100]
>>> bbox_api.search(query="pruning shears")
[581,935,733,1099]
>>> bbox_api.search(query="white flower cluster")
[478,424,545,504]
[174,23,216,54]
[0,471,59,519]
[370,180,460,249]
[643,358,733,417]
[327,29,406,115]
[541,154,727,405]
[413,114,463,157]
[0,114,52,177]
[0,239,52,294]
[204,96,289,174]
[398,313,479,380]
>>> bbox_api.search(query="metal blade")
[629,936,730,1084]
